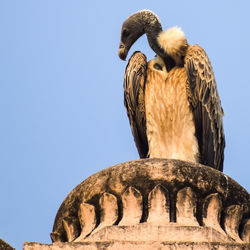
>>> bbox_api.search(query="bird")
[118,10,225,171]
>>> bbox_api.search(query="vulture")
[118,10,225,171]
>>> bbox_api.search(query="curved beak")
[118,42,128,61]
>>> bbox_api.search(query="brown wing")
[185,45,225,171]
[123,51,148,158]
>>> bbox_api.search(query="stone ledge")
[85,224,231,243]
[23,241,250,250]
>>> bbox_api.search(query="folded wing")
[123,51,148,158]
[185,45,225,171]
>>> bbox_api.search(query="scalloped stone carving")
[241,218,250,243]
[176,187,199,226]
[147,184,170,225]
[62,217,79,242]
[75,203,96,242]
[202,193,225,235]
[119,186,143,226]
[91,192,118,235]
[224,205,244,242]
[49,159,249,245]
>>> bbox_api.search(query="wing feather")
[123,51,148,158]
[185,45,225,171]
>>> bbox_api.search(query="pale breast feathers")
[145,65,199,162]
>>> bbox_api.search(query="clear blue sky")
[0,1,249,249]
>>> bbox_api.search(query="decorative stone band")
[51,159,250,244]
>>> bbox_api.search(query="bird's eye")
[153,63,163,71]
[122,29,129,37]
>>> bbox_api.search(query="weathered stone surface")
[147,185,170,225]
[86,224,231,243]
[202,193,225,235]
[119,186,142,226]
[241,218,250,243]
[224,205,244,242]
[50,159,250,243]
[24,240,250,250]
[50,232,61,243]
[62,217,79,242]
[75,203,96,242]
[176,187,199,226]
[91,192,118,235]
[0,239,14,250]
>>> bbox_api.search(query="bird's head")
[118,12,145,61]
[118,10,182,72]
